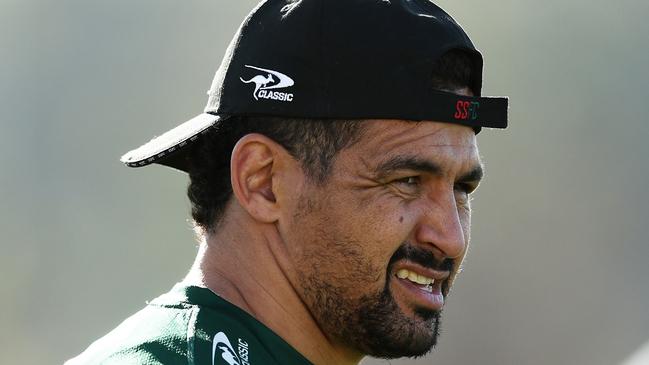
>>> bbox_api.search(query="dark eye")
[395,176,420,186]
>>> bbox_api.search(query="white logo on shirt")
[212,331,251,365]
[239,65,295,102]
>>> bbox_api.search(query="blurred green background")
[2,0,648,364]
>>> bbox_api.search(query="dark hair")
[187,50,476,234]
[187,116,366,234]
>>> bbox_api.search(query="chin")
[344,288,442,359]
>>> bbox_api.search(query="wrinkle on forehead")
[361,120,477,157]
[330,119,481,188]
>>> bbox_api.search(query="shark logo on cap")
[240,65,294,102]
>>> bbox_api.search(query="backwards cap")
[121,0,509,172]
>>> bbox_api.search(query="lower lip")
[393,277,444,311]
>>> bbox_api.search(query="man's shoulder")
[65,290,195,365]
[66,284,313,365]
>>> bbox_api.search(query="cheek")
[324,199,412,278]
[290,187,418,284]
[355,199,423,253]
[356,199,414,242]
[290,197,378,267]
[339,204,405,259]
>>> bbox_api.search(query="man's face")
[280,119,482,358]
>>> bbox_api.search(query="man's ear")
[230,133,293,223]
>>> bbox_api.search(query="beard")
[301,243,453,359]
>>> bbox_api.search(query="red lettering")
[454,100,463,119]
[461,101,469,119]
[454,101,472,120]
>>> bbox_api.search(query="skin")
[183,118,482,365]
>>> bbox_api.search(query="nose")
[414,189,467,261]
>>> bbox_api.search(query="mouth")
[391,263,449,312]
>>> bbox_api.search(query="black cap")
[121,0,509,172]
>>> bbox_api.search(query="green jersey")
[66,284,313,365]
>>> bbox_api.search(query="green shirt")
[66,284,313,365]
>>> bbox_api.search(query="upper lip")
[392,261,450,283]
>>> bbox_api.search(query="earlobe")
[230,134,282,223]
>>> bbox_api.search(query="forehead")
[349,119,480,170]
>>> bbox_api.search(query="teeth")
[396,269,435,285]
[408,271,418,282]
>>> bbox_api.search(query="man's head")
[183,50,480,358]
[119,0,508,360]
[191,116,479,359]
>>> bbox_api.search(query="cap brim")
[120,113,226,172]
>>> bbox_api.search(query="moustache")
[387,243,454,273]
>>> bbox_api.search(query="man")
[67,0,508,364]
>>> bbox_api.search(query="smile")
[392,265,449,311]
[396,269,435,292]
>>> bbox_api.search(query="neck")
[182,207,363,365]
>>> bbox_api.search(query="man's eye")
[394,176,420,186]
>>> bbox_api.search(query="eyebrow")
[375,156,443,176]
[375,155,484,183]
